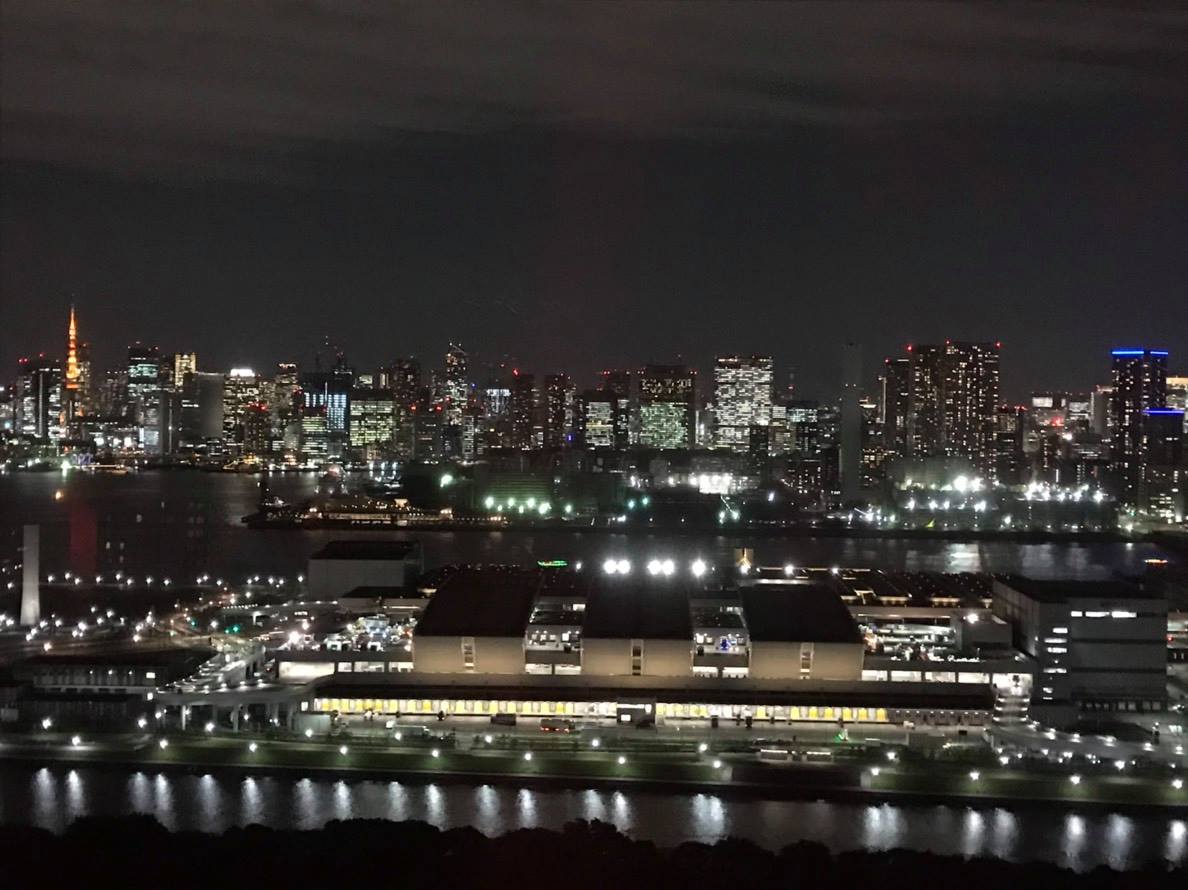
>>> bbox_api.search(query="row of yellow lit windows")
[312,698,887,722]
[313,699,619,716]
[654,703,887,722]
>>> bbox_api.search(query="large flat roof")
[583,578,693,640]
[312,540,420,561]
[414,567,538,637]
[741,584,862,644]
[996,576,1157,604]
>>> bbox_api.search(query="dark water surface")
[0,764,1183,872]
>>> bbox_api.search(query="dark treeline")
[0,816,1180,889]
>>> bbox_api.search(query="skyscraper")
[16,355,63,441]
[839,344,862,502]
[880,357,911,457]
[125,344,161,426]
[299,359,353,435]
[907,341,1001,476]
[171,352,198,389]
[444,343,467,426]
[348,389,396,458]
[543,373,575,449]
[223,368,264,445]
[638,365,696,450]
[509,371,536,450]
[712,355,773,452]
[1110,347,1169,503]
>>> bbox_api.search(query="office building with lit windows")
[223,368,264,444]
[578,389,619,449]
[348,389,397,457]
[15,355,63,441]
[712,355,773,452]
[639,365,696,450]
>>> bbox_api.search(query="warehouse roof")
[414,567,538,637]
[583,578,693,640]
[996,576,1157,604]
[741,584,862,644]
[312,540,421,561]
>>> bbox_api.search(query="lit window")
[1110,610,1136,619]
[1052,627,1068,634]
[1070,611,1083,617]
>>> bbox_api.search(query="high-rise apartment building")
[1110,348,1168,504]
[1166,376,1188,434]
[509,371,536,450]
[712,355,773,452]
[444,343,467,426]
[638,365,696,450]
[880,357,911,458]
[906,341,1001,476]
[543,373,575,449]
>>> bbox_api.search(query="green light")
[483,495,495,509]
[536,560,569,568]
[439,473,454,488]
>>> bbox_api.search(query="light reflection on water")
[1,471,1179,582]
[7,765,1184,872]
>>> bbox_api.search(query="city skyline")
[8,303,1184,404]
[3,5,1186,398]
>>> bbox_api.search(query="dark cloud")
[2,2,1186,395]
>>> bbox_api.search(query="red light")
[995,341,1002,349]
[906,345,913,353]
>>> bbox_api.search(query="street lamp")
[339,745,349,756]
[41,717,53,730]
[70,735,81,746]
[523,752,533,761]
[617,755,627,765]
[969,770,980,781]
[691,559,707,577]
[249,742,258,753]
[1069,774,1081,785]
[159,739,169,749]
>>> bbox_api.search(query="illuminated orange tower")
[65,305,80,391]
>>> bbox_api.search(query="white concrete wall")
[413,636,524,674]
[750,641,863,680]
[581,638,692,677]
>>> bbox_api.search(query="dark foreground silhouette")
[0,815,1180,888]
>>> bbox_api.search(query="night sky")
[2,2,1186,398]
